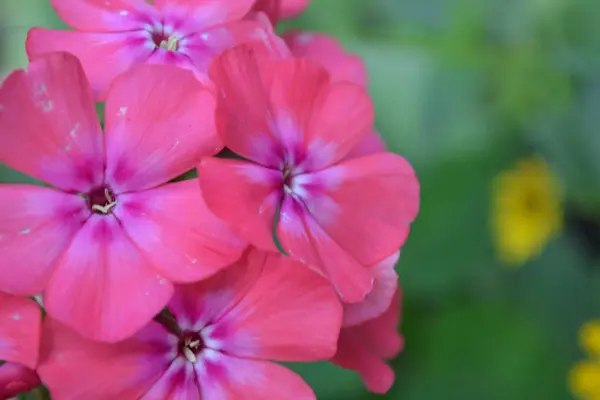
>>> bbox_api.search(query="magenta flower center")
[179,331,204,364]
[150,28,179,52]
[86,187,117,215]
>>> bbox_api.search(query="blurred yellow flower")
[491,156,562,266]
[570,321,600,400]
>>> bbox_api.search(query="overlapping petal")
[115,180,247,283]
[0,293,42,369]
[44,215,174,342]
[0,52,104,192]
[38,318,173,400]
[26,30,153,100]
[0,185,88,295]
[104,63,221,193]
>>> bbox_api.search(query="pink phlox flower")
[0,292,42,399]
[26,0,272,100]
[38,250,342,400]
[198,44,420,304]
[332,283,405,394]
[0,52,246,342]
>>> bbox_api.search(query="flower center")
[151,30,179,51]
[87,187,117,215]
[282,163,294,195]
[179,331,203,364]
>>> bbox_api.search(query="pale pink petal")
[342,252,399,327]
[48,0,152,31]
[303,153,419,267]
[0,293,41,369]
[198,353,315,399]
[283,30,368,87]
[104,64,221,193]
[0,362,40,399]
[155,0,255,25]
[342,130,387,160]
[332,290,404,394]
[38,318,174,400]
[0,52,104,192]
[0,185,89,295]
[167,251,265,331]
[27,29,153,101]
[276,196,374,303]
[197,158,280,252]
[211,251,342,362]
[114,180,247,283]
[44,215,174,342]
[141,358,200,400]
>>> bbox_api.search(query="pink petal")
[154,0,255,25]
[167,250,265,331]
[251,0,280,24]
[0,362,40,399]
[283,30,368,87]
[260,56,373,169]
[104,64,221,193]
[211,251,343,362]
[304,153,420,267]
[38,318,174,400]
[279,0,310,19]
[0,185,89,295]
[0,293,41,369]
[26,29,152,101]
[0,52,104,192]
[343,130,387,161]
[44,215,174,342]
[141,358,200,400]
[48,0,151,31]
[332,289,404,394]
[302,81,374,170]
[276,196,374,303]
[114,180,247,283]
[246,10,292,59]
[342,251,399,327]
[198,354,315,399]
[208,45,283,166]
[197,158,280,252]
[185,20,270,73]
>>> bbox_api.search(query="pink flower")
[283,30,387,159]
[0,52,246,342]
[252,0,310,24]
[0,293,42,398]
[26,0,268,100]
[38,250,342,400]
[332,287,404,394]
[198,45,420,303]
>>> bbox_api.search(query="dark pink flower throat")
[179,331,204,364]
[86,187,117,215]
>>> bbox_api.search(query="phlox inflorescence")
[0,0,420,398]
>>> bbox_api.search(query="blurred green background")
[2,0,600,399]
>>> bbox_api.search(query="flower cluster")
[0,0,419,398]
